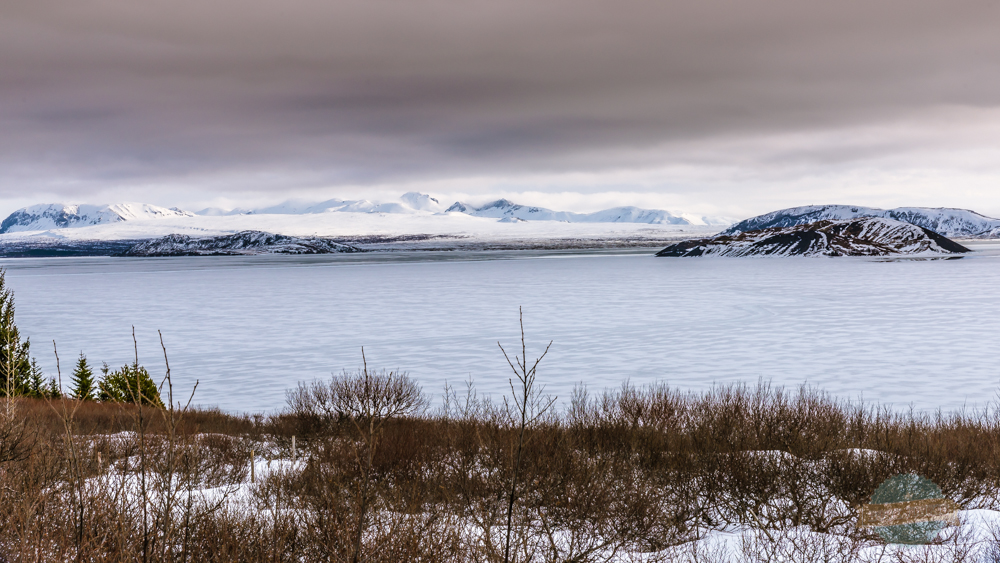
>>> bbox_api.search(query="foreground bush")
[3,378,1000,562]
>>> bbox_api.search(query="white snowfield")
[723,204,1000,239]
[0,193,725,245]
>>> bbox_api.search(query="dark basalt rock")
[0,239,141,257]
[657,218,970,257]
[121,231,362,256]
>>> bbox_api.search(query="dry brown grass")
[8,397,259,436]
[3,379,1000,562]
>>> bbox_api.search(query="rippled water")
[4,245,1000,413]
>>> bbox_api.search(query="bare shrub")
[285,349,428,563]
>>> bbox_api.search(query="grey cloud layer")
[3,0,1000,197]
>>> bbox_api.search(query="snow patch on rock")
[658,217,971,257]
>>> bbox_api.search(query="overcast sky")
[3,0,1000,218]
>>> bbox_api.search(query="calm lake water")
[4,245,1000,413]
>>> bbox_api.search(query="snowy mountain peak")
[479,199,517,210]
[399,192,442,212]
[445,202,472,213]
[723,205,1000,239]
[0,203,192,234]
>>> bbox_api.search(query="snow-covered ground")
[81,445,1000,562]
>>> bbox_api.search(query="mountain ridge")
[444,199,731,226]
[722,205,1000,239]
[2,193,727,233]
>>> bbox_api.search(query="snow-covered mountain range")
[0,194,723,253]
[195,195,432,216]
[0,203,192,234]
[7,200,1000,241]
[722,205,1000,239]
[2,194,727,234]
[444,199,730,226]
[6,197,999,257]
[658,217,970,257]
[195,193,730,226]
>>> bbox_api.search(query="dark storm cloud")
[2,0,1000,197]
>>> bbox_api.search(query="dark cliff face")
[0,211,33,234]
[657,218,971,257]
[0,208,80,233]
[121,231,362,256]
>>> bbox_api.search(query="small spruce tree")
[70,352,96,401]
[28,357,45,398]
[47,376,62,399]
[0,269,31,397]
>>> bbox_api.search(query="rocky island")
[655,217,971,257]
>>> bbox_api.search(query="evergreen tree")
[0,268,31,398]
[98,362,163,408]
[47,377,62,399]
[28,357,45,398]
[70,352,96,401]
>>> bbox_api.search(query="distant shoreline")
[0,232,700,257]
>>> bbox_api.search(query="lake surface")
[4,245,1000,413]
